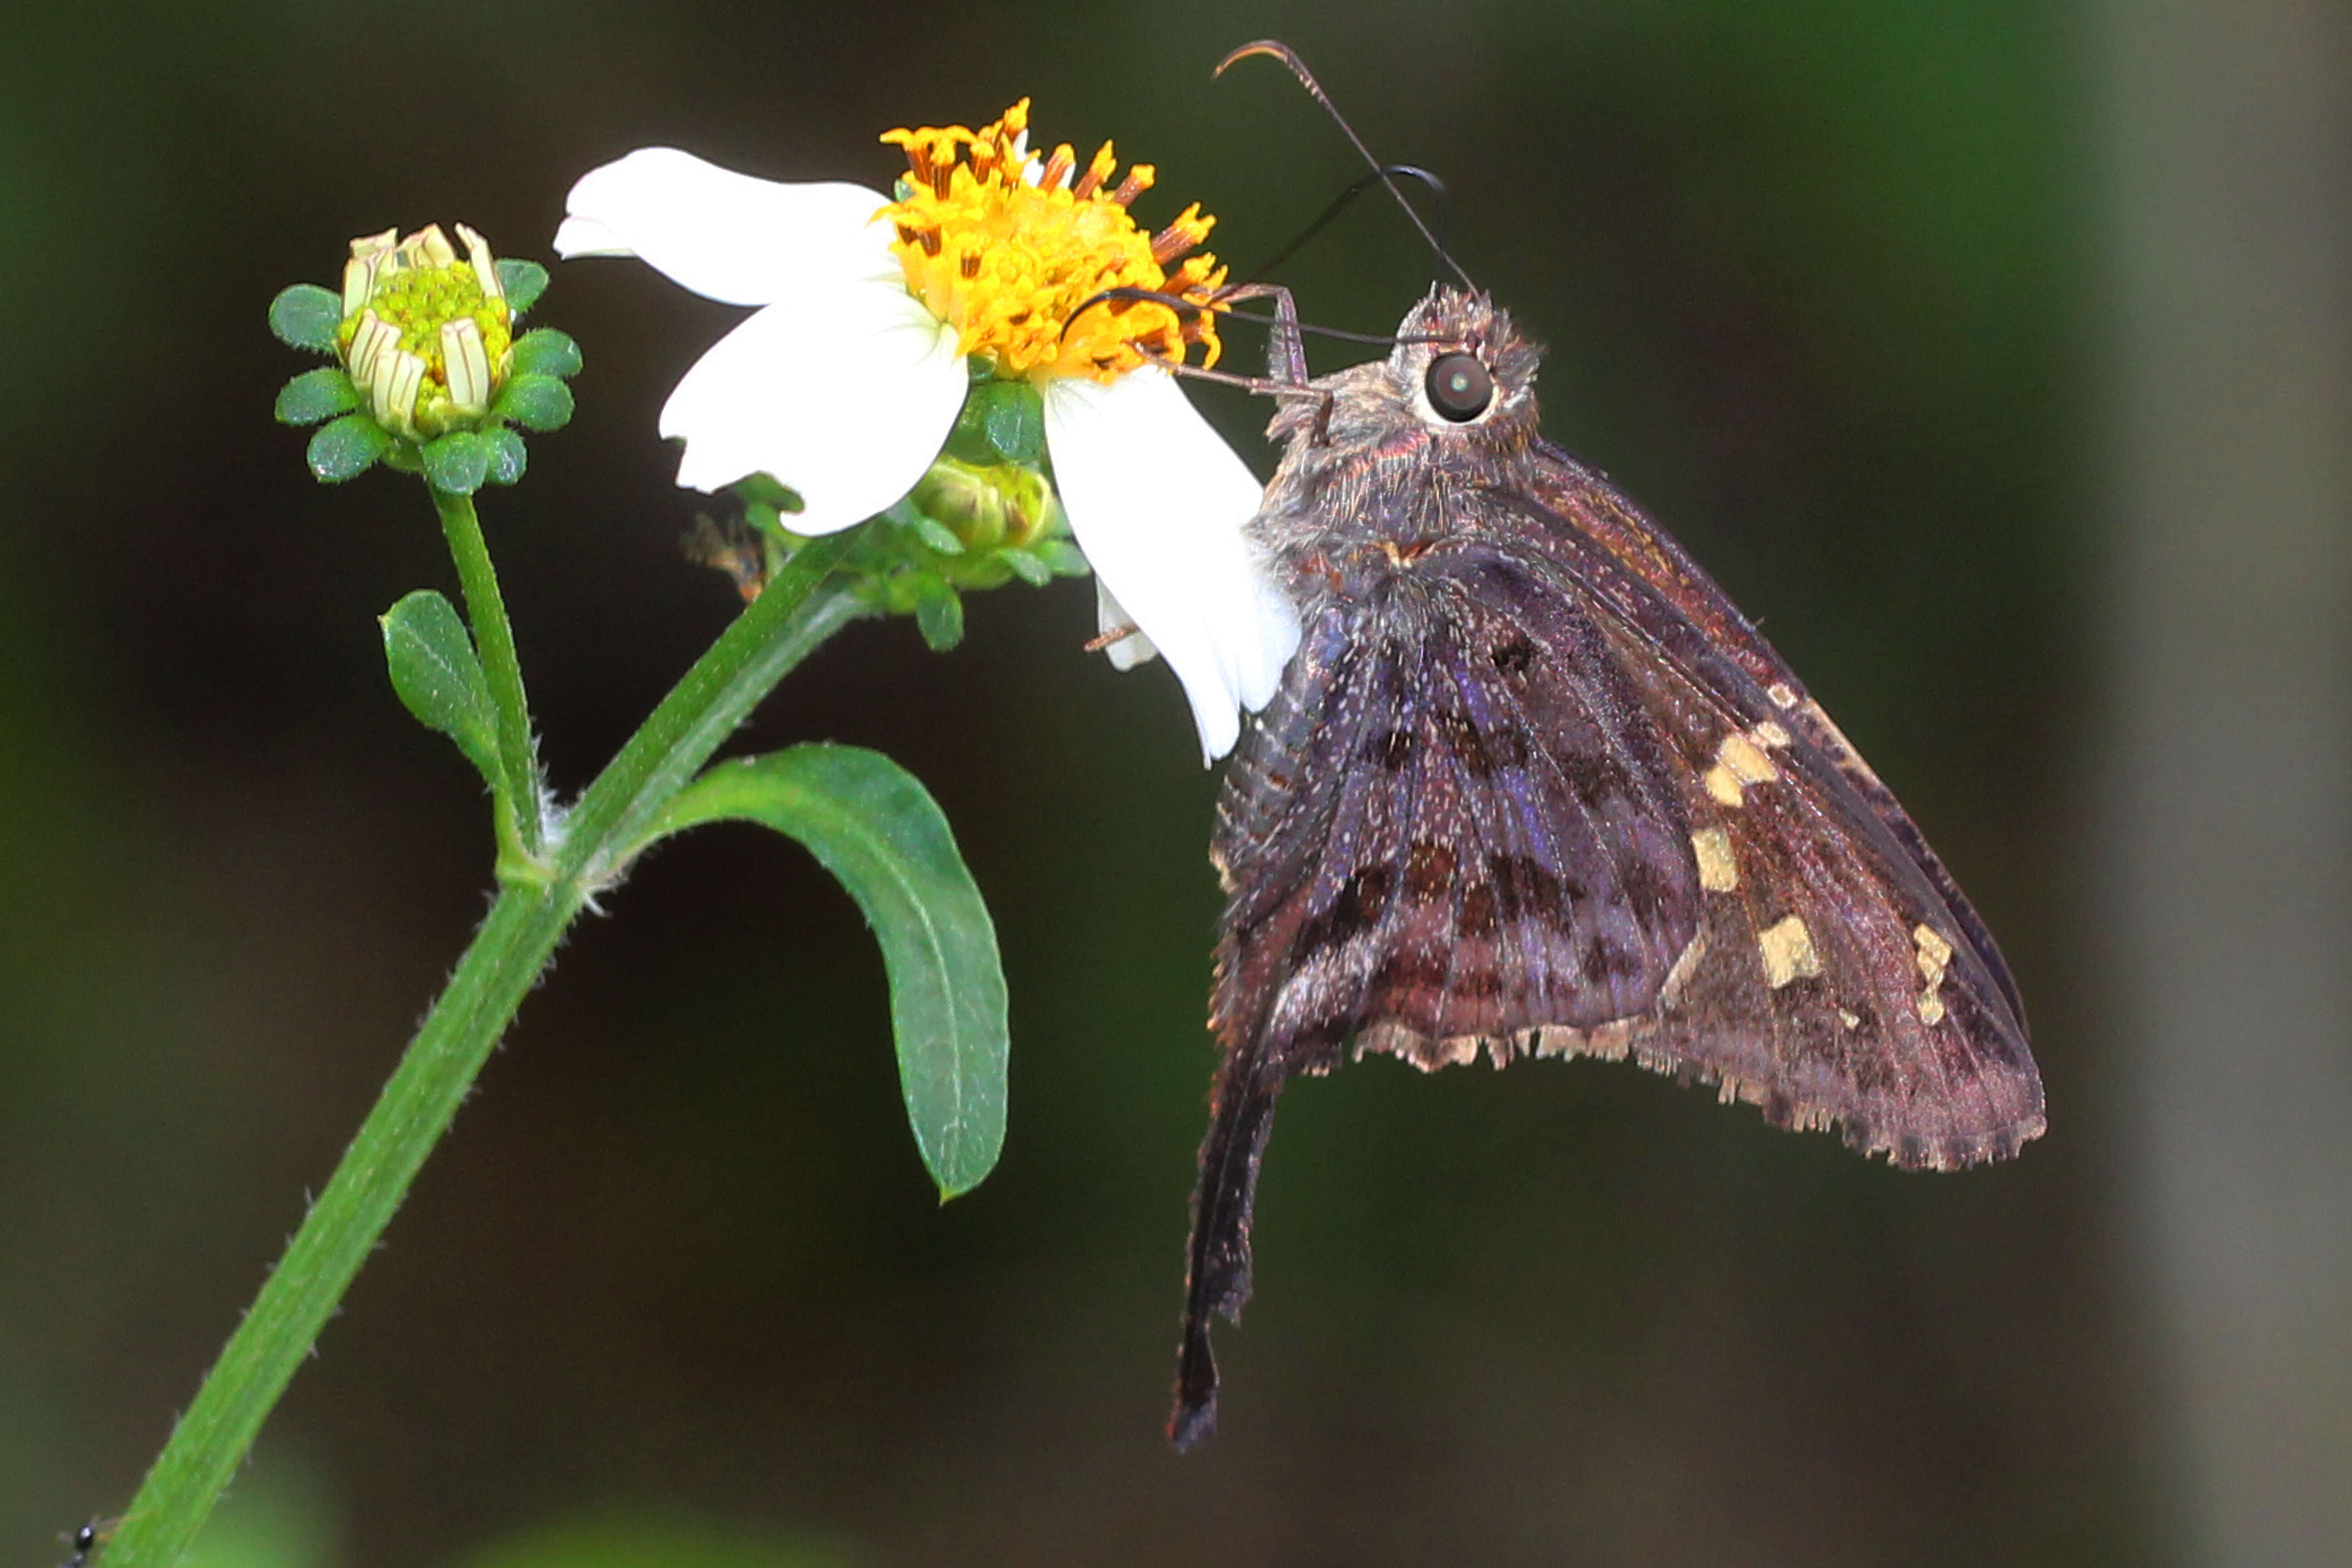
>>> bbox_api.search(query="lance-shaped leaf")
[380,589,505,795]
[651,745,1008,1196]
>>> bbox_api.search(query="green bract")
[706,450,1088,653]
[270,224,582,495]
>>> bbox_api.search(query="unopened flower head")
[912,456,1058,554]
[339,225,515,441]
[880,100,1225,384]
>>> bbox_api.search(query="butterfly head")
[1391,287,1542,436]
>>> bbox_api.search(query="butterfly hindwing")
[1183,557,1706,1446]
[1217,556,1706,1061]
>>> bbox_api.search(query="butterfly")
[1168,282,2045,1450]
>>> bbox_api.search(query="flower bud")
[337,224,514,441]
[910,456,1057,553]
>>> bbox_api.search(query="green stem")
[432,485,544,863]
[103,532,864,1568]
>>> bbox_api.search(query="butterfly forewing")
[1520,443,2029,1030]
[1575,593,2043,1166]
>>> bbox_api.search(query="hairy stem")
[103,531,862,1567]
[432,485,544,862]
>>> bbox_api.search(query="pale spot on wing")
[1752,720,1792,749]
[1691,827,1740,892]
[1758,914,1823,989]
[1914,924,1955,1024]
[1659,926,1709,1008]
[1705,730,1780,806]
[1719,730,1779,782]
[1767,681,1799,710]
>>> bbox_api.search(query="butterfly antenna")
[1216,39,1477,291]
[1237,162,1450,285]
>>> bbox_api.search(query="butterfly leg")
[1211,281,1310,388]
[1212,280,1340,443]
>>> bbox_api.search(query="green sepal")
[997,546,1052,588]
[648,745,1009,1198]
[510,328,583,381]
[495,373,574,432]
[981,382,1045,464]
[306,413,391,483]
[733,473,804,515]
[424,432,492,495]
[495,258,549,314]
[946,379,1046,466]
[905,512,966,557]
[382,442,423,474]
[1030,537,1089,577]
[482,427,528,486]
[275,367,359,426]
[269,284,343,353]
[910,576,964,651]
[379,589,505,795]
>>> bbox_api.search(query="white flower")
[554,102,1299,760]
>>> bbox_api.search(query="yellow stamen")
[877,99,1225,383]
[1110,166,1153,207]
[1071,141,1117,201]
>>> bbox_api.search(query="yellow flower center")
[879,100,1226,384]
[335,225,514,439]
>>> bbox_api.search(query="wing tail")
[1170,1036,1284,1452]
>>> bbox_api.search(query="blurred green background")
[5,1,2347,1565]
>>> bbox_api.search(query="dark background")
[4,3,2346,1566]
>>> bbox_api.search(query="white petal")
[657,276,967,532]
[441,318,492,413]
[1094,581,1159,671]
[1044,369,1302,761]
[556,147,896,307]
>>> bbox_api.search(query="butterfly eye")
[1425,352,1494,422]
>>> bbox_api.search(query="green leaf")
[510,327,583,380]
[269,284,343,352]
[911,576,964,651]
[652,746,1009,1196]
[306,413,390,482]
[424,431,492,495]
[496,258,549,314]
[496,372,574,431]
[483,426,528,485]
[379,589,504,793]
[274,367,359,426]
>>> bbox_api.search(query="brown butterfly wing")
[1455,474,2042,1161]
[1522,438,2027,1031]
[1181,560,1708,1448]
[1173,483,2042,1446]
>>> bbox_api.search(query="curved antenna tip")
[1213,39,1301,79]
[1208,36,1477,292]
